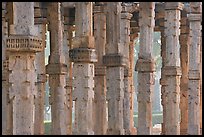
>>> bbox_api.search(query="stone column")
[200,31,202,135]
[34,2,47,135]
[135,2,156,135]
[160,28,167,135]
[63,11,73,134]
[121,3,133,135]
[187,2,202,135]
[2,2,13,135]
[69,2,97,135]
[179,10,190,135]
[6,2,43,135]
[103,2,125,135]
[93,2,107,135]
[46,2,68,135]
[164,2,183,135]
[130,33,138,135]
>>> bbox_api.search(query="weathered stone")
[187,3,202,134]
[71,2,95,135]
[103,54,127,67]
[46,2,68,135]
[136,2,155,135]
[164,2,183,135]
[93,3,107,135]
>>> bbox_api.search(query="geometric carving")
[69,48,97,63]
[103,54,127,67]
[6,35,43,52]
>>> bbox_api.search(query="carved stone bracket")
[69,48,97,63]
[135,58,156,72]
[46,63,67,75]
[103,53,128,67]
[6,35,43,52]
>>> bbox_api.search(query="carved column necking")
[164,2,183,135]
[102,2,126,135]
[46,2,68,135]
[187,2,202,135]
[69,2,96,135]
[93,2,107,135]
[6,2,43,135]
[135,2,156,135]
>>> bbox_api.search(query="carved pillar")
[179,10,190,135]
[103,2,125,135]
[34,2,47,135]
[200,31,202,135]
[2,2,12,135]
[187,2,202,135]
[130,33,138,135]
[160,28,167,135]
[135,2,156,135]
[63,10,73,134]
[121,3,133,135]
[46,3,68,135]
[69,2,96,135]
[6,2,43,135]
[93,2,107,135]
[164,2,183,135]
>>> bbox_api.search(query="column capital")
[165,2,184,10]
[46,63,67,75]
[103,53,128,67]
[163,66,182,76]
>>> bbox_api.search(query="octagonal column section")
[103,2,125,135]
[135,2,156,135]
[46,2,68,135]
[69,2,97,135]
[164,2,183,135]
[6,2,43,135]
[93,2,107,135]
[187,2,202,135]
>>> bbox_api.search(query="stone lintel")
[37,74,47,83]
[135,58,156,72]
[163,66,182,76]
[46,63,67,75]
[6,35,43,52]
[165,2,184,10]
[72,35,94,48]
[124,67,132,77]
[69,48,97,63]
[95,66,106,76]
[188,70,200,80]
[103,54,127,67]
[188,14,202,21]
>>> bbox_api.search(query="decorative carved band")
[94,4,105,13]
[103,54,127,67]
[46,63,67,75]
[6,35,43,52]
[69,48,97,63]
[163,66,182,76]
[135,58,156,72]
[95,66,106,76]
[165,2,184,10]
[188,70,200,80]
[188,14,202,21]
